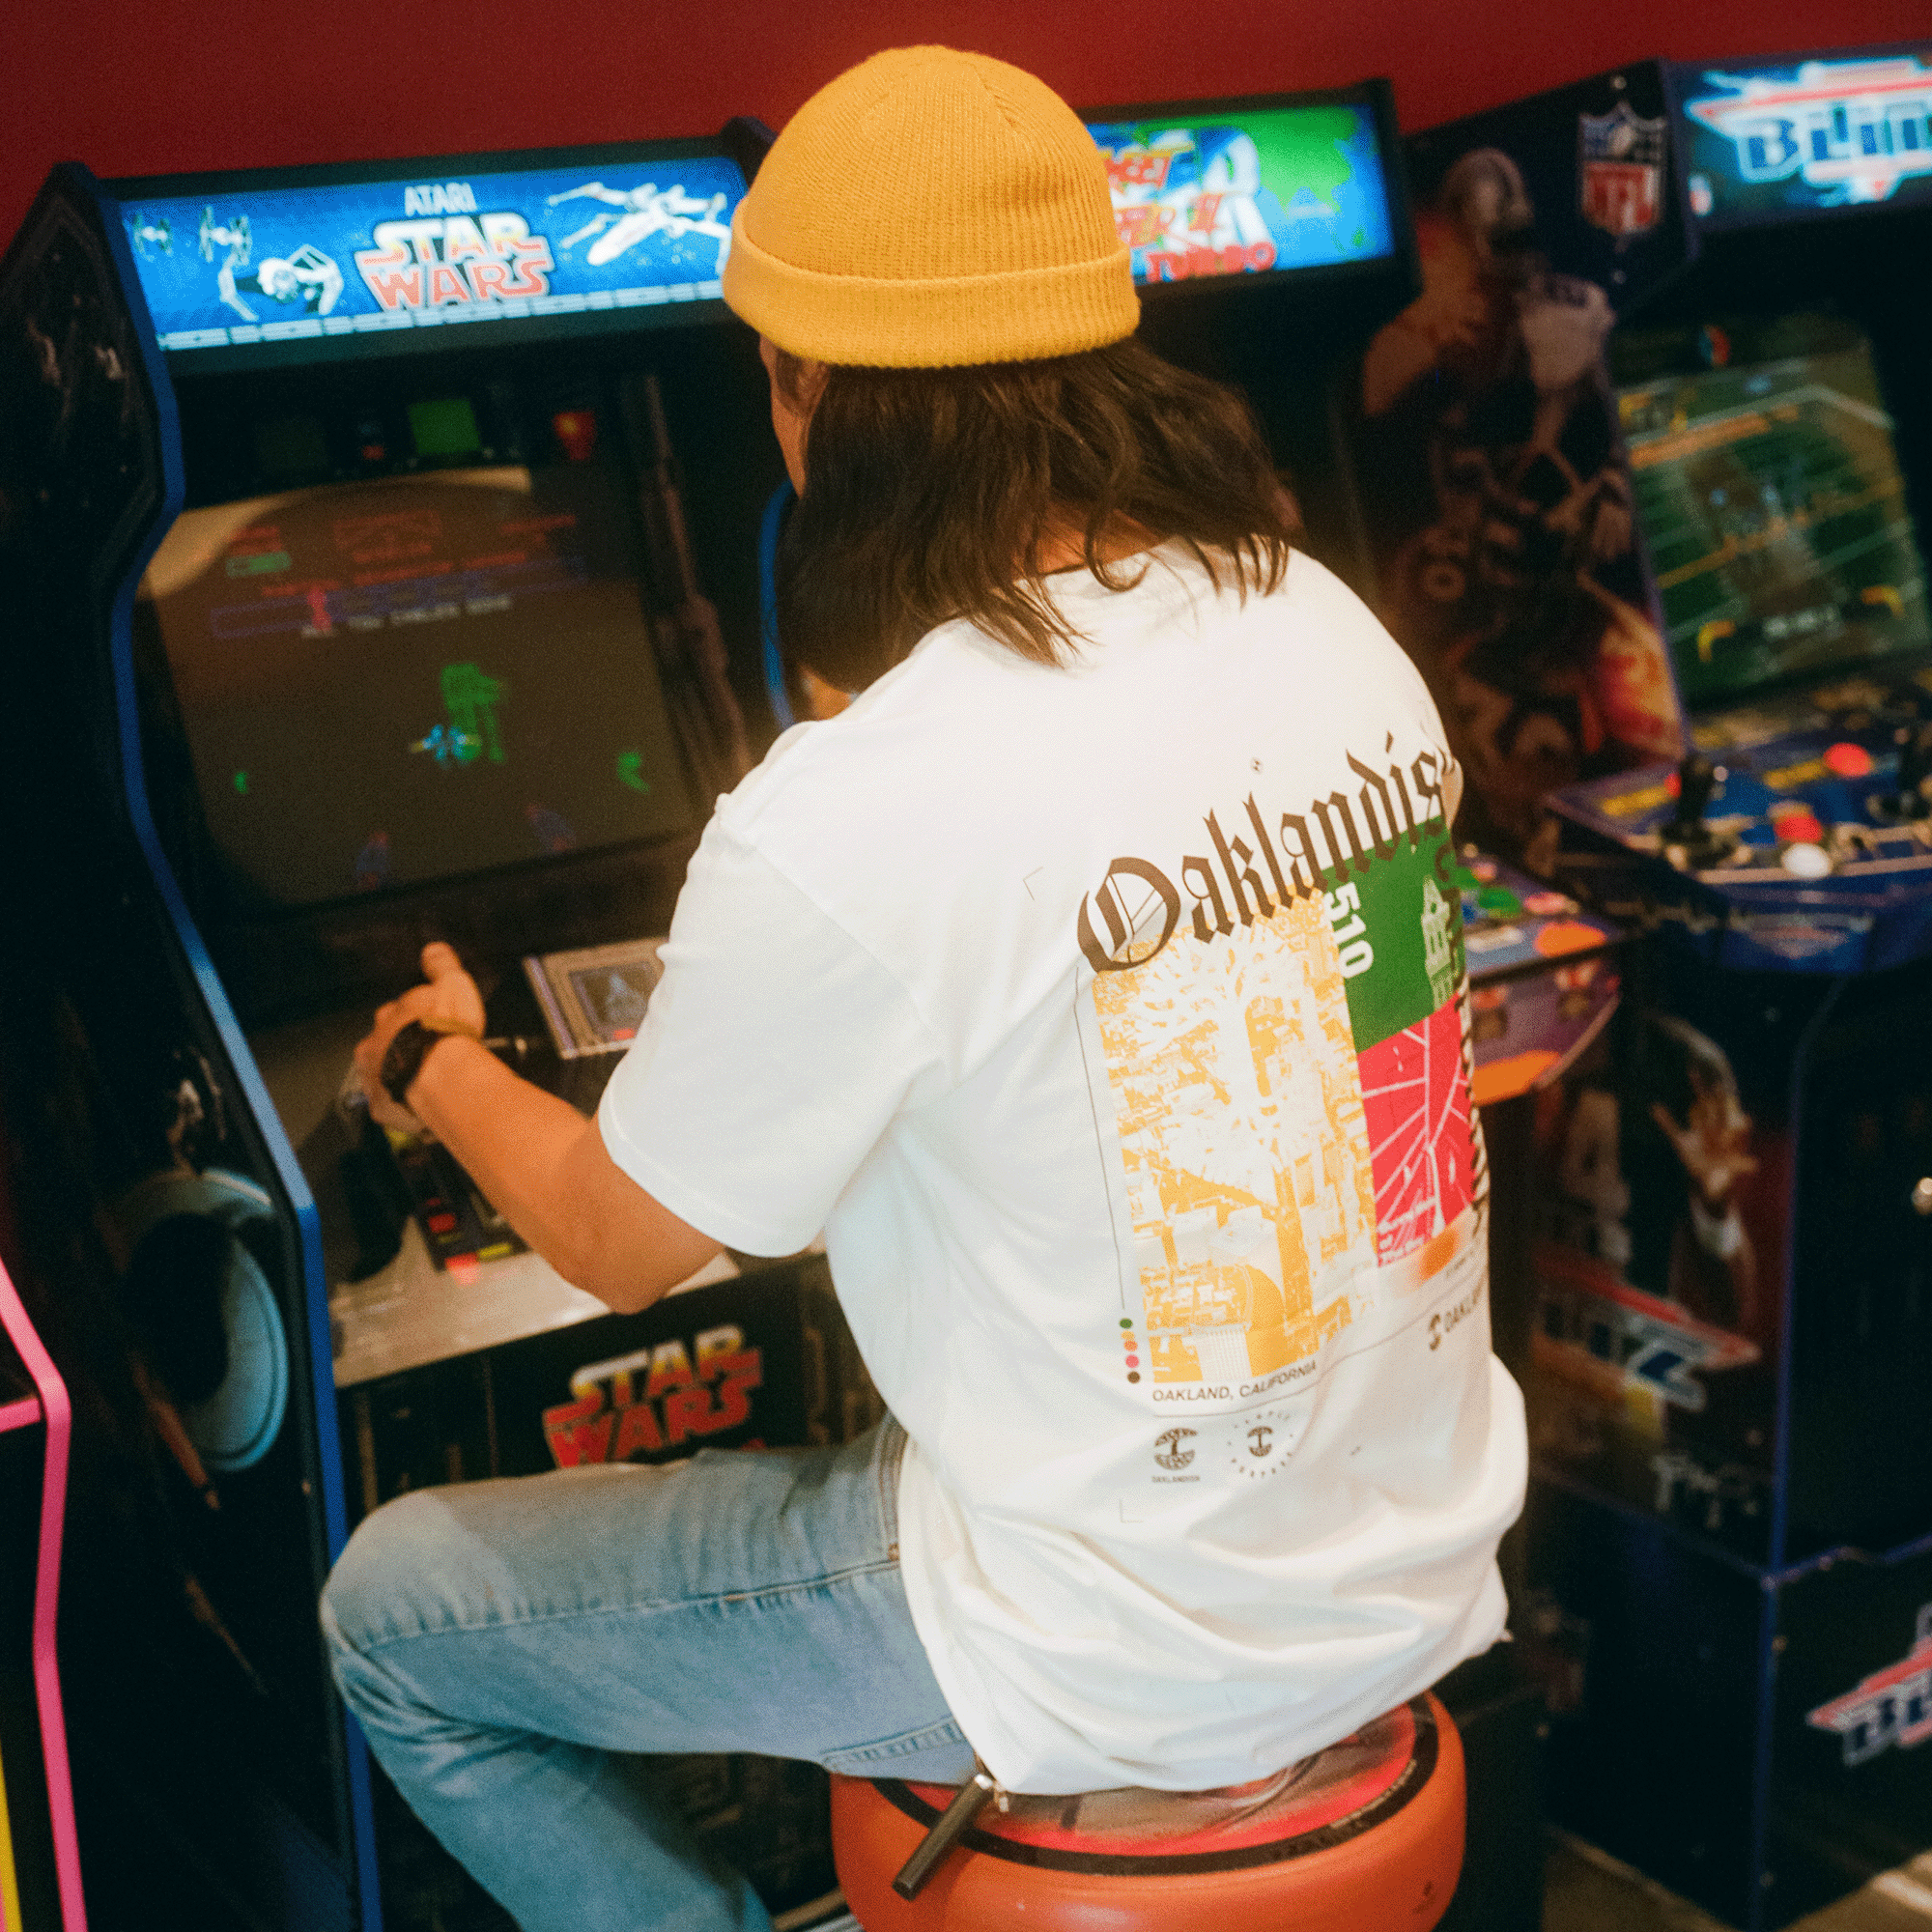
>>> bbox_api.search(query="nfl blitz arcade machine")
[0,85,1506,1932]
[1349,40,1932,1930]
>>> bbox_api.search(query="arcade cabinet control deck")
[1551,314,1932,974]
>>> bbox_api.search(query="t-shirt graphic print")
[1078,733,1482,1427]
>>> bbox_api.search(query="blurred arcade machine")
[1081,84,1629,1189]
[1350,42,1932,1929]
[0,87,1536,1932]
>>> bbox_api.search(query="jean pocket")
[872,1413,909,1551]
[822,1715,975,1781]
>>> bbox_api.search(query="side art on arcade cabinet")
[0,87,1450,1932]
[1350,43,1932,1932]
[0,1256,84,1932]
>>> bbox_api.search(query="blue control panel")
[1552,686,1932,973]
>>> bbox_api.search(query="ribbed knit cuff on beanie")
[722,46,1139,369]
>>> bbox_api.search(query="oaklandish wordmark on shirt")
[1076,737,1454,973]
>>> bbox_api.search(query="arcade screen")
[1086,97,1397,286]
[1614,318,1932,709]
[141,461,700,909]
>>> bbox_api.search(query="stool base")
[832,1691,1466,1931]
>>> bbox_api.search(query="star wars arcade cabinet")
[0,128,882,1932]
[1350,43,1932,1929]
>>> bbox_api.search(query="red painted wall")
[10,0,1929,259]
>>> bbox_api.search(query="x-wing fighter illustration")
[544,182,731,269]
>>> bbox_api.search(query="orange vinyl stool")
[830,1692,1464,1932]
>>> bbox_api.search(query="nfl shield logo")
[1579,101,1666,239]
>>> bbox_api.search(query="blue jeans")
[321,1418,974,1931]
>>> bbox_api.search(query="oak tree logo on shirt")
[1153,1427,1197,1469]
[1226,1402,1313,1478]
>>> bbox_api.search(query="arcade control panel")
[360,936,668,1280]
[322,935,686,1385]
[1551,674,1932,973]
[1457,854,1621,1107]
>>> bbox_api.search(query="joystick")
[1898,724,1932,818]
[1871,723,1932,823]
[1662,753,1737,869]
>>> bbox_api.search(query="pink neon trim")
[0,1254,87,1932]
[0,1398,41,1435]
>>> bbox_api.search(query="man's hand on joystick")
[354,942,488,1131]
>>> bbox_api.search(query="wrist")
[379,1018,476,1113]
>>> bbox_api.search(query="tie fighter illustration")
[217,241,345,324]
[128,213,173,259]
[198,207,252,265]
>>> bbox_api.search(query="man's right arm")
[354,944,723,1314]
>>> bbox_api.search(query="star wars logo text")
[1687,58,1932,205]
[542,1324,763,1467]
[354,209,555,311]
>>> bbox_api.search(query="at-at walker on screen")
[200,206,344,323]
[544,182,732,270]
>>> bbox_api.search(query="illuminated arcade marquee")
[1675,46,1932,223]
[114,146,748,362]
[1086,90,1402,287]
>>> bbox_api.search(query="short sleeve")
[598,815,944,1255]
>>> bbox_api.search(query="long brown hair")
[773,338,1294,694]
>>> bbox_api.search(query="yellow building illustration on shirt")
[1092,888,1378,1383]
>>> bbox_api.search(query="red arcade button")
[1824,741,1874,779]
[1771,806,1827,845]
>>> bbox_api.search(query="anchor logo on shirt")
[1230,1403,1312,1478]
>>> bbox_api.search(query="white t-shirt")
[600,546,1527,1793]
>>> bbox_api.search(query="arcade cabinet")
[1083,87,1415,595]
[0,1251,83,1932]
[1351,42,1932,1928]
[0,128,817,1932]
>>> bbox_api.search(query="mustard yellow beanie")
[722,47,1139,368]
